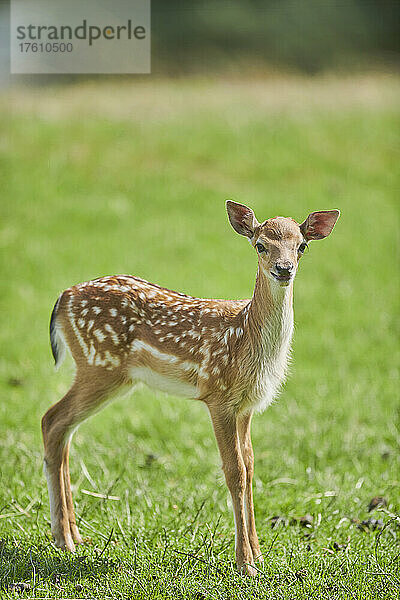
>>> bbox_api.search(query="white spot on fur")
[87,343,96,365]
[94,329,106,342]
[105,351,120,367]
[131,339,198,372]
[68,297,89,358]
[104,324,120,345]
[95,354,106,367]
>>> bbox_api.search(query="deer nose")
[275,262,293,274]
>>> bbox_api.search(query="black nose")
[275,262,293,274]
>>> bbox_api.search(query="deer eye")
[298,242,308,254]
[256,242,266,254]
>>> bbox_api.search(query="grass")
[0,75,399,599]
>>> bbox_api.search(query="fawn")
[42,201,339,576]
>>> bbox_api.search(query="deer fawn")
[42,201,339,576]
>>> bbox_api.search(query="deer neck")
[245,264,294,358]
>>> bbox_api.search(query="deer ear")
[300,210,340,241]
[226,200,260,239]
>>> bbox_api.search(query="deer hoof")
[240,563,258,577]
[52,533,76,552]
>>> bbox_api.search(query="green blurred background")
[151,0,399,74]
[0,0,399,80]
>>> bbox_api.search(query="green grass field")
[0,76,399,599]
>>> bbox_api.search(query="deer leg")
[62,438,83,544]
[42,375,122,551]
[208,404,256,577]
[238,412,262,562]
[42,386,77,551]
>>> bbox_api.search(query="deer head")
[226,200,340,286]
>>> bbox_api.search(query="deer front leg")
[208,404,257,577]
[238,412,262,563]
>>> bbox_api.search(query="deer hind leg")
[41,373,123,551]
[238,412,263,563]
[208,404,257,577]
[62,437,83,545]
